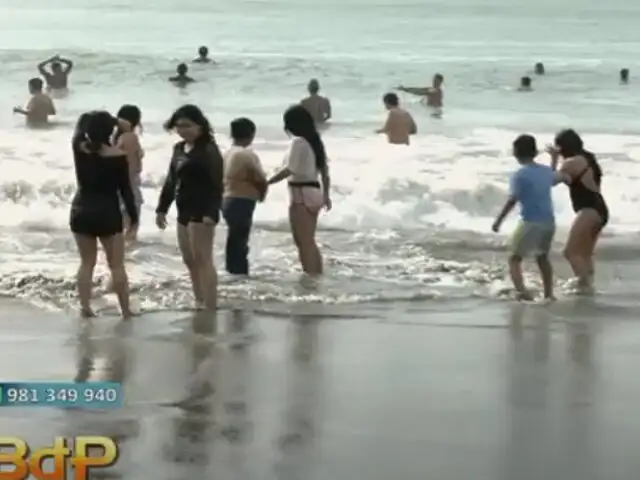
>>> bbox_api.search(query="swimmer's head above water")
[534,62,545,75]
[198,46,208,58]
[512,134,537,163]
[177,63,189,76]
[620,68,629,83]
[28,77,44,94]
[382,92,400,110]
[519,76,532,91]
[307,78,320,95]
[164,104,213,145]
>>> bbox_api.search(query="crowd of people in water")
[9,46,618,317]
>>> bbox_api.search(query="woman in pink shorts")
[267,105,332,275]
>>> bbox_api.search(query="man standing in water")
[37,54,74,92]
[397,73,444,117]
[300,79,332,125]
[169,63,196,87]
[13,78,56,127]
[376,92,417,145]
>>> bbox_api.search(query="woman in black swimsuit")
[155,104,224,310]
[548,129,608,293]
[70,111,138,318]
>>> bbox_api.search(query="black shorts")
[177,211,220,227]
[70,211,123,238]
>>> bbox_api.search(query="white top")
[285,137,319,183]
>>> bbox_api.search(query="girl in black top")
[548,129,608,293]
[70,110,138,318]
[155,104,224,310]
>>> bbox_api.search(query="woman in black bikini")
[547,129,608,293]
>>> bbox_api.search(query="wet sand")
[1,298,639,479]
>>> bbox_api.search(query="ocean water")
[1,0,640,313]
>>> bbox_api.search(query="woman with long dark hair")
[267,104,332,275]
[155,104,224,310]
[70,111,138,318]
[547,129,608,293]
[114,104,144,241]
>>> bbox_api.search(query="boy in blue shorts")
[492,134,569,300]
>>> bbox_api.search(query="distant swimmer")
[620,68,629,84]
[169,63,196,87]
[534,62,545,75]
[518,76,533,92]
[13,78,56,128]
[37,54,73,91]
[547,129,608,294]
[114,105,144,242]
[300,79,332,125]
[376,92,417,145]
[193,46,214,64]
[397,73,444,117]
[492,134,568,301]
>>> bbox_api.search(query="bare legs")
[73,233,132,318]
[289,205,323,275]
[177,222,217,310]
[508,254,554,301]
[563,209,602,292]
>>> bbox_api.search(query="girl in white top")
[267,105,332,275]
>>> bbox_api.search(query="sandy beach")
[1,297,639,480]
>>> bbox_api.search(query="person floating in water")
[492,134,569,301]
[300,79,332,125]
[534,62,545,75]
[13,78,56,128]
[547,129,608,294]
[193,46,214,64]
[518,76,533,92]
[620,68,629,84]
[169,63,196,87]
[376,92,417,145]
[397,73,444,117]
[37,54,73,91]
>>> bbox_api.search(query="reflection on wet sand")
[504,303,598,480]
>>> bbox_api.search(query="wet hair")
[51,62,62,71]
[28,77,43,91]
[72,112,93,147]
[620,68,629,80]
[308,79,320,94]
[554,129,602,181]
[513,134,537,159]
[535,62,545,74]
[177,63,188,75]
[198,46,208,56]
[434,73,444,83]
[383,92,399,106]
[521,76,532,87]
[283,104,327,170]
[84,111,118,153]
[114,104,142,142]
[230,117,256,141]
[164,104,214,146]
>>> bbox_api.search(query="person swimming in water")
[397,73,444,117]
[156,105,224,311]
[114,105,144,242]
[37,54,73,91]
[70,111,138,319]
[193,46,213,64]
[300,79,332,125]
[534,62,545,75]
[267,105,332,276]
[518,76,533,92]
[169,63,196,87]
[620,68,629,84]
[376,92,417,145]
[13,77,56,128]
[547,129,608,294]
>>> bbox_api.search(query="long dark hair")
[114,104,142,142]
[84,111,118,153]
[554,129,602,182]
[164,104,214,146]
[72,112,92,147]
[283,104,327,170]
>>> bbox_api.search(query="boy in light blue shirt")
[492,134,569,300]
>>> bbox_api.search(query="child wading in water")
[492,134,570,300]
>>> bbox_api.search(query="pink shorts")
[288,185,323,213]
